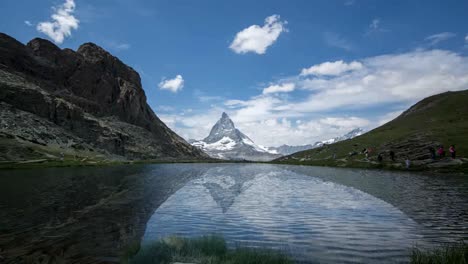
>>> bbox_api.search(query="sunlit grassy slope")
[275,90,468,172]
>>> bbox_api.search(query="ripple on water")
[142,164,465,264]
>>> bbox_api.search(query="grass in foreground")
[123,235,293,264]
[411,243,468,264]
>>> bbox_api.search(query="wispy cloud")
[365,18,389,35]
[425,32,456,46]
[370,18,380,30]
[24,20,33,27]
[198,95,224,102]
[263,83,295,94]
[36,0,79,44]
[163,49,468,146]
[108,41,131,51]
[159,75,184,93]
[301,60,363,76]
[323,32,353,51]
[344,0,355,6]
[229,15,287,55]
[157,105,176,112]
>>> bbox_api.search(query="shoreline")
[269,157,468,175]
[1,156,467,175]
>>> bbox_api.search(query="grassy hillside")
[275,90,468,173]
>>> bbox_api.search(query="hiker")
[405,157,411,169]
[437,146,445,158]
[449,145,456,159]
[428,146,436,160]
[364,148,372,158]
[389,150,395,161]
[377,153,383,162]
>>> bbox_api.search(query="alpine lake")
[1,163,467,263]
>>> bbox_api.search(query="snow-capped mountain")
[191,113,281,161]
[269,128,365,155]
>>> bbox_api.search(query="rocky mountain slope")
[270,128,364,155]
[191,113,281,161]
[0,33,207,162]
[275,90,468,172]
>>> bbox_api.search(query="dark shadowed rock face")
[0,33,207,161]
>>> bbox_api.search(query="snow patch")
[193,136,237,151]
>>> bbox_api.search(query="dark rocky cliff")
[0,33,207,161]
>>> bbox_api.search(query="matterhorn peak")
[218,112,235,127]
[191,112,281,161]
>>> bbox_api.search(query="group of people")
[373,144,457,169]
[428,145,457,159]
[345,143,459,170]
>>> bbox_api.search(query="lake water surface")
[0,163,467,263]
[142,164,468,263]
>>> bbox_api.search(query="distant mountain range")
[190,113,365,160]
[267,128,365,155]
[190,113,281,161]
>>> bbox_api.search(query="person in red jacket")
[449,145,456,159]
[437,146,445,158]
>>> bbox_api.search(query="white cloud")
[287,49,468,113]
[370,19,380,30]
[159,75,184,93]
[160,49,468,147]
[301,60,363,76]
[37,0,79,44]
[262,83,295,94]
[323,32,353,51]
[161,107,371,146]
[24,20,33,27]
[229,15,287,55]
[425,32,456,46]
[319,117,370,128]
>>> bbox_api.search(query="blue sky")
[1,0,468,146]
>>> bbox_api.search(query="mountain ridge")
[0,32,207,162]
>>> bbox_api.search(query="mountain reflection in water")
[143,164,468,264]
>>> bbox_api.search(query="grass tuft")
[125,235,293,264]
[411,243,468,264]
